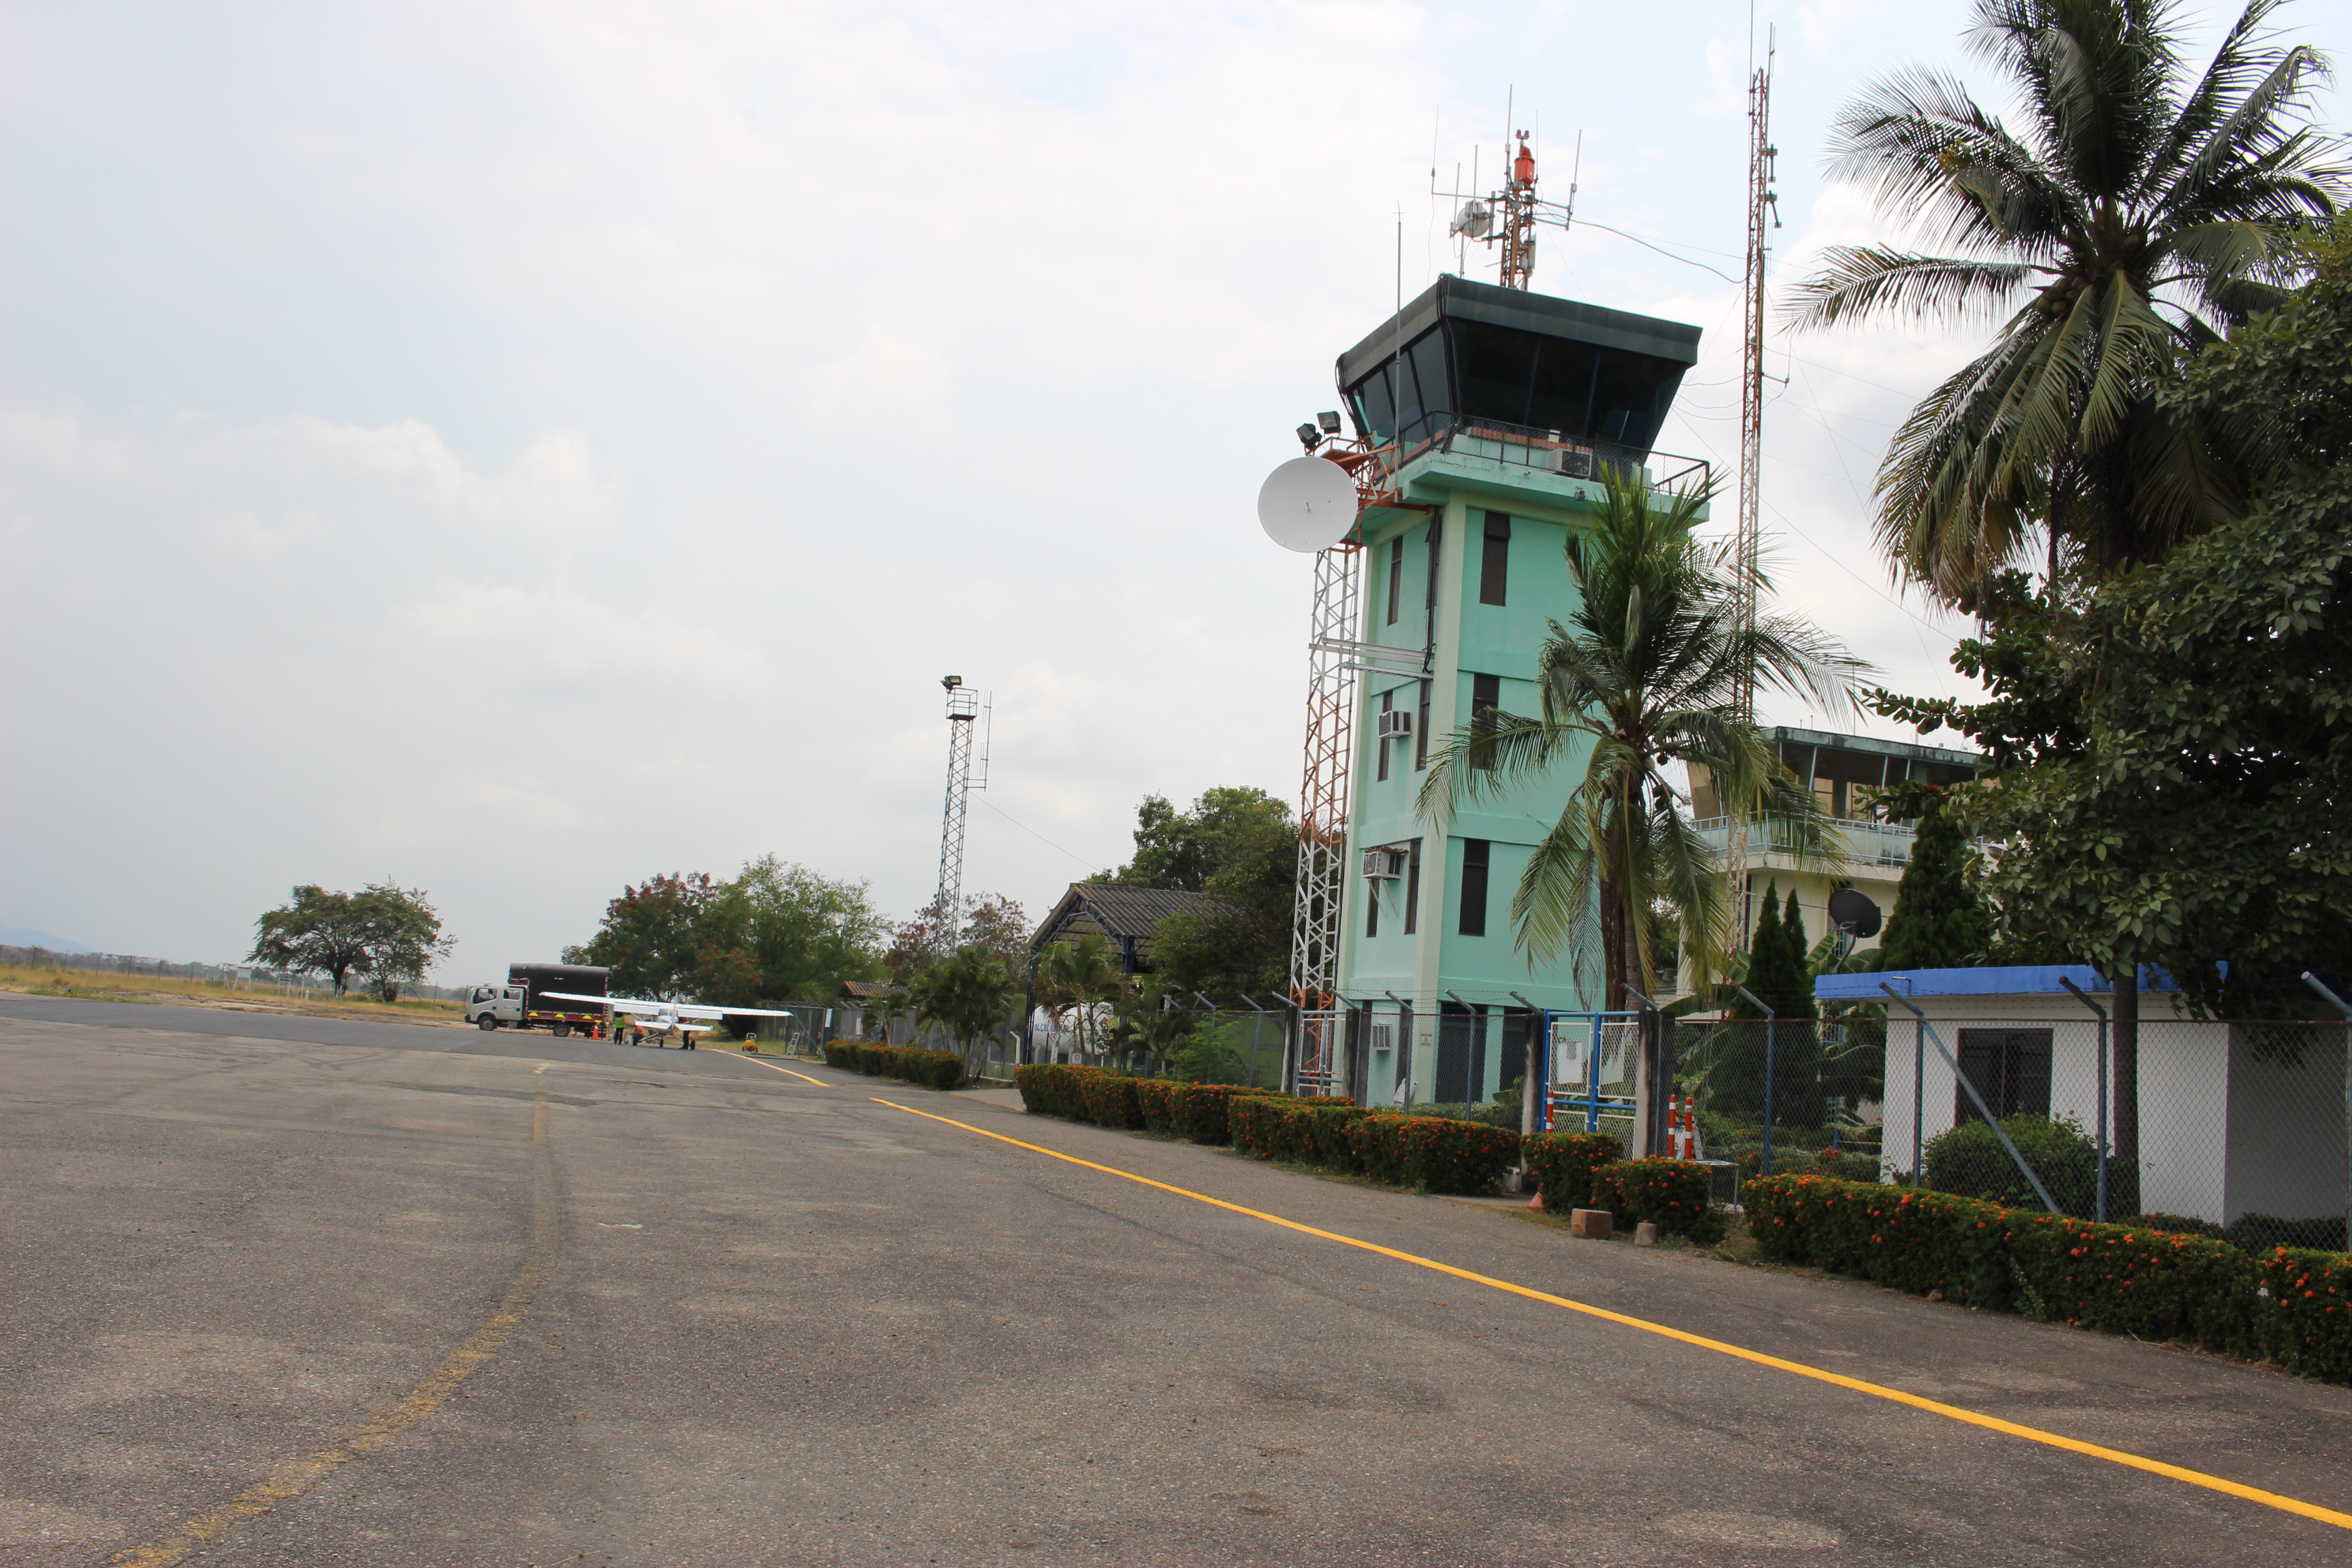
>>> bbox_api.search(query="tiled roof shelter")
[1032,883,1215,976]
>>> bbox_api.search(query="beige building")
[1687,726,1978,966]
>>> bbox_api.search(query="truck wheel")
[477,1015,497,1032]
[553,1023,572,1039]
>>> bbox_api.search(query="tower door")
[1437,1006,1488,1105]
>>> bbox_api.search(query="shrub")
[1354,1115,1520,1194]
[1077,1071,1143,1130]
[1741,1174,2352,1384]
[1228,1093,1304,1160]
[836,1042,965,1091]
[1924,1112,2098,1213]
[1134,1079,1182,1133]
[1014,1063,1099,1119]
[1592,1158,1721,1241]
[1521,1130,1624,1214]
[2252,1247,2352,1383]
[1171,1083,1274,1145]
[821,1041,858,1071]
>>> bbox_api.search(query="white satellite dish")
[1451,199,1492,240]
[1257,456,1359,553]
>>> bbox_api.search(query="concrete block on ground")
[1569,1208,1613,1240]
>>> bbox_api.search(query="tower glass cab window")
[1338,277,1699,467]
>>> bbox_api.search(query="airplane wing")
[541,991,794,1019]
[540,990,655,1016]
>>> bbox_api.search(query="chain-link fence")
[1680,1013,2350,1254]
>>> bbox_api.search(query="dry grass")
[0,964,466,1026]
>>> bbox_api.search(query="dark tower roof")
[1335,275,1702,460]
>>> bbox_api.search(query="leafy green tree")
[249,885,370,995]
[883,890,1027,987]
[700,856,887,1004]
[573,860,886,1005]
[1108,787,1292,892]
[1867,220,2352,1208]
[572,872,717,999]
[1788,0,2343,607]
[350,882,456,1004]
[1420,464,1861,1007]
[1876,791,1991,970]
[1148,836,1296,1004]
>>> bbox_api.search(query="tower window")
[1415,680,1432,770]
[1459,838,1490,936]
[1386,535,1404,625]
[1479,513,1512,605]
[1403,838,1422,935]
[1377,691,1392,782]
[1367,875,1379,938]
[1470,673,1501,770]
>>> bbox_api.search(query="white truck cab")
[463,985,526,1029]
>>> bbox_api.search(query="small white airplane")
[540,992,794,1050]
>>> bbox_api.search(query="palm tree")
[1418,466,1863,1009]
[1034,934,1123,1061]
[1786,0,2342,604]
[911,946,1018,1067]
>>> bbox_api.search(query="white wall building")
[1818,965,2349,1229]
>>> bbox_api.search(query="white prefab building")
[1816,966,2349,1230]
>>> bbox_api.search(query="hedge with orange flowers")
[1013,1062,1100,1119]
[1744,1174,2352,1382]
[1134,1077,1181,1134]
[1077,1071,1144,1130]
[826,1041,966,1091]
[1592,1158,1720,1241]
[1520,1130,1627,1215]
[1171,1083,1280,1145]
[1228,1094,1365,1167]
[1351,1115,1520,1194]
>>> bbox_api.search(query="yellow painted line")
[710,1050,827,1087]
[111,1096,563,1568]
[872,1097,2352,1535]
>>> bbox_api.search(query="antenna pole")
[1729,27,1777,952]
[934,678,982,948]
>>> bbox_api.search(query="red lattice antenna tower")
[1729,25,1779,949]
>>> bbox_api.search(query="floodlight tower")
[934,674,987,943]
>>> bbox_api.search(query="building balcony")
[1691,814,1920,872]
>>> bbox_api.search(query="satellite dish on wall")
[1828,887,1882,938]
[1257,456,1359,553]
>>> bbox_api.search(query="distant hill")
[0,926,94,953]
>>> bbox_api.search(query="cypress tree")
[1730,883,1784,1019]
[1877,794,1989,971]
[1778,888,1818,1022]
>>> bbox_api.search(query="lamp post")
[1734,985,1777,1178]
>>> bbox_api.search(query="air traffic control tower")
[1330,274,1703,1109]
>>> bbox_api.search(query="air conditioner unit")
[1370,1024,1394,1053]
[1376,710,1414,740]
[1362,848,1407,881]
[1556,446,1596,479]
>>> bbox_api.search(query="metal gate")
[1539,1011,1642,1134]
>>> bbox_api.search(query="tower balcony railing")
[1379,411,1711,495]
[1691,813,1920,871]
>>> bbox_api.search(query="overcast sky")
[5,0,2347,979]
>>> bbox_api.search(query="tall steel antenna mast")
[934,674,987,944]
[1729,27,1780,949]
[1432,97,1578,292]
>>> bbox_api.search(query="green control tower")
[1328,274,1705,1109]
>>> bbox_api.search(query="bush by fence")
[1350,1115,1520,1192]
[823,1040,965,1091]
[1522,1130,1626,1214]
[1744,1173,2352,1384]
[1590,1158,1722,1241]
